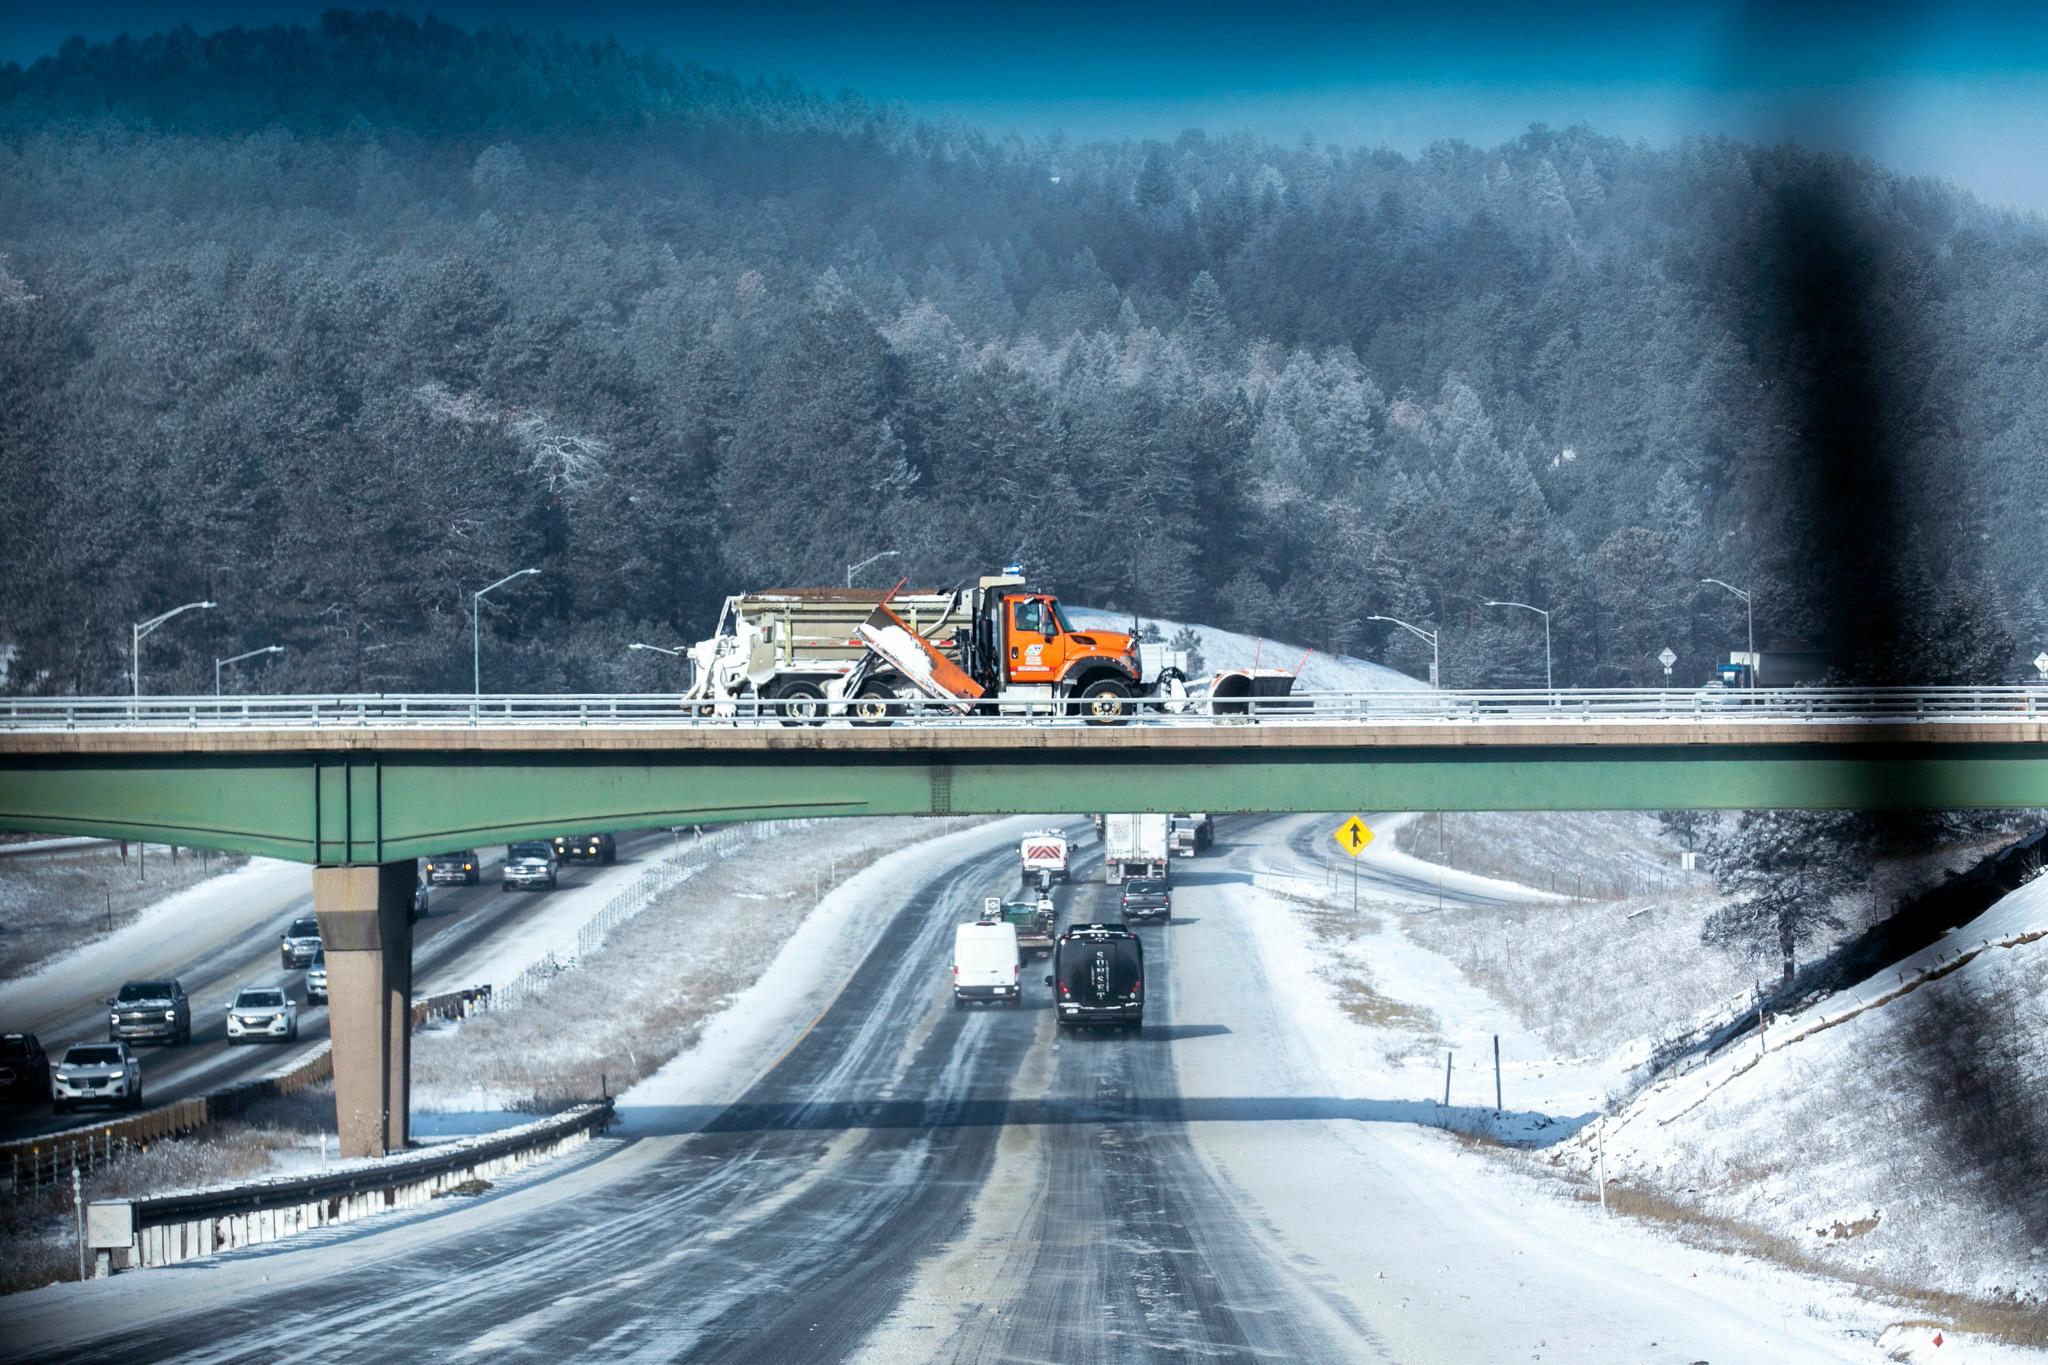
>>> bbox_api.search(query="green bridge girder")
[3,730,2046,863]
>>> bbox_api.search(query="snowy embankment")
[1066,607,1427,691]
[1565,876,2048,1312]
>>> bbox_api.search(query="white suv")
[52,1042,142,1114]
[226,987,299,1045]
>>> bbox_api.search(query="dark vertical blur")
[1716,1,2047,1252]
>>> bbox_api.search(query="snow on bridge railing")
[0,687,2044,731]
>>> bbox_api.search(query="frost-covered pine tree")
[1701,810,1864,987]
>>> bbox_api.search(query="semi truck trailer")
[1104,813,1171,885]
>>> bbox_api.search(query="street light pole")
[1700,578,1756,687]
[846,550,901,588]
[131,601,217,701]
[215,645,285,697]
[473,568,540,696]
[1482,600,1552,692]
[1367,614,1440,688]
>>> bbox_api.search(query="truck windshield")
[508,842,553,859]
[1047,600,1076,635]
[117,982,173,1001]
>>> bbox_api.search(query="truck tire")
[1075,678,1133,725]
[773,680,826,726]
[850,684,898,727]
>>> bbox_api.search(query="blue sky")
[7,2,2048,211]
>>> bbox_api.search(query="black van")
[1047,924,1144,1032]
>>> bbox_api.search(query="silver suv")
[52,1042,142,1114]
[306,950,328,1004]
[279,916,322,968]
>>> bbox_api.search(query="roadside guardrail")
[2,686,2045,731]
[87,1099,612,1275]
[4,985,492,1193]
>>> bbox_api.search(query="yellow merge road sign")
[1334,816,1374,857]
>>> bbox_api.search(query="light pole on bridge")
[1367,614,1440,688]
[1482,599,1552,692]
[1700,578,1757,687]
[132,600,217,701]
[215,644,285,697]
[473,568,540,697]
[846,550,900,588]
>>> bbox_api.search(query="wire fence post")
[72,1163,85,1281]
[1493,1034,1502,1114]
[1597,1124,1608,1217]
[1442,1050,1453,1106]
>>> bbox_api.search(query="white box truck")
[1020,829,1071,883]
[1103,813,1170,885]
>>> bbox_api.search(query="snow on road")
[1171,814,2023,1362]
[0,856,307,1030]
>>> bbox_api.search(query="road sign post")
[1333,816,1373,913]
[1658,646,1677,685]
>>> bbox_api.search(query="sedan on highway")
[306,950,328,1005]
[226,988,299,1045]
[51,1042,142,1114]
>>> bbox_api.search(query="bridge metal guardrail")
[87,1099,612,1274]
[2,687,2045,731]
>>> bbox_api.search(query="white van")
[952,920,1022,1009]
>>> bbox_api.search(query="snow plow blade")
[1207,669,1300,715]
[856,603,987,713]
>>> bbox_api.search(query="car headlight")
[109,1013,119,1024]
[164,1010,176,1019]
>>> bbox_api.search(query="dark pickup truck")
[107,979,191,1045]
[1118,878,1171,924]
[552,833,617,865]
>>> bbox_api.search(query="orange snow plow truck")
[679,570,1291,724]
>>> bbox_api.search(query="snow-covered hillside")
[1567,876,2048,1310]
[1066,608,1428,691]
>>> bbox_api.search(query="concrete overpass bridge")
[4,686,2044,1157]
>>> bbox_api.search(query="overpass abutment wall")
[314,861,415,1158]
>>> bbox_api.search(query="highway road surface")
[0,834,673,1145]
[8,818,1881,1363]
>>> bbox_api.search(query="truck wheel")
[952,996,965,1011]
[1076,678,1133,725]
[774,681,826,726]
[849,685,898,727]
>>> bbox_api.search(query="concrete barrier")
[88,1100,612,1274]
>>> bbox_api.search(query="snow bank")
[1066,607,1428,691]
[1572,874,2048,1306]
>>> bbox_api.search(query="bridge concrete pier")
[313,863,415,1158]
